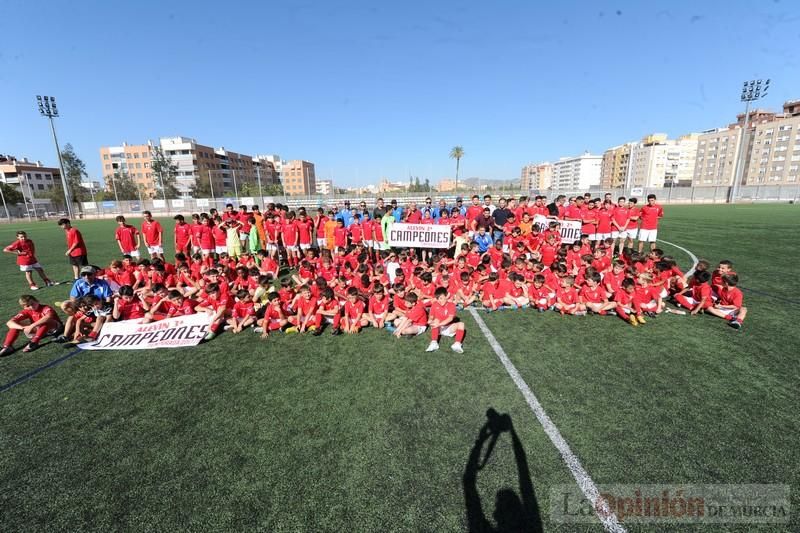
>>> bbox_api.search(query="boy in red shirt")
[195,283,231,341]
[311,287,342,336]
[634,273,663,319]
[112,285,147,321]
[637,194,663,253]
[705,273,747,329]
[286,285,319,333]
[425,287,465,353]
[580,272,616,315]
[333,219,348,253]
[174,214,192,257]
[528,274,552,312]
[555,276,583,315]
[141,211,164,259]
[227,289,257,333]
[282,212,301,268]
[342,287,366,334]
[614,278,643,327]
[4,231,54,291]
[115,216,141,258]
[674,270,713,315]
[393,292,428,338]
[258,293,289,339]
[58,218,89,279]
[367,285,390,329]
[0,295,62,356]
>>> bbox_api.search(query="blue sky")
[1,0,798,187]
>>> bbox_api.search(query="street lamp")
[730,79,770,203]
[36,95,74,218]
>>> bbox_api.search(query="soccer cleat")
[729,319,742,330]
[45,281,57,287]
[29,285,39,291]
[252,327,264,333]
[0,346,14,357]
[628,315,639,327]
[285,326,298,334]
[54,335,68,343]
[22,342,39,353]
[451,342,464,354]
[204,331,217,341]
[425,341,440,352]
[331,328,342,336]
[312,328,323,336]
[223,325,233,331]
[637,315,647,324]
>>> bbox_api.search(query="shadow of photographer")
[463,408,543,533]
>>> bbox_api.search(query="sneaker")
[729,319,742,330]
[45,281,57,287]
[204,331,217,341]
[22,342,39,353]
[312,328,323,336]
[29,285,39,291]
[54,335,69,343]
[223,325,233,331]
[285,326,298,334]
[253,326,264,333]
[331,328,342,336]
[451,342,464,354]
[0,346,14,357]
[637,315,647,324]
[628,315,639,327]
[425,341,440,352]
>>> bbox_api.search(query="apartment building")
[282,160,316,196]
[550,153,602,191]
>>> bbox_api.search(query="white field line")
[657,239,699,277]
[467,307,627,533]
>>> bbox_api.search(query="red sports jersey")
[639,204,663,230]
[282,221,299,246]
[174,223,191,248]
[116,299,145,320]
[115,225,139,253]
[368,295,389,315]
[141,220,163,246]
[12,304,59,324]
[557,287,579,305]
[334,227,348,248]
[596,209,612,234]
[429,301,456,323]
[719,286,743,308]
[6,239,38,266]
[297,219,313,245]
[406,302,428,325]
[344,299,365,319]
[296,296,318,316]
[65,227,88,257]
[349,224,363,244]
[580,285,606,304]
[612,206,630,230]
[233,301,256,319]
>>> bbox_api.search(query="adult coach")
[58,218,88,279]
[638,194,664,253]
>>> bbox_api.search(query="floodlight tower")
[36,95,74,218]
[730,79,770,203]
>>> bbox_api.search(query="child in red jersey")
[366,285,390,329]
[555,276,583,315]
[392,292,428,338]
[480,272,503,311]
[0,295,62,356]
[453,271,478,308]
[634,273,663,320]
[342,287,366,334]
[195,283,231,341]
[674,270,713,315]
[112,285,147,321]
[614,278,643,327]
[3,231,54,291]
[539,233,558,268]
[311,287,342,336]
[287,285,319,334]
[710,260,736,299]
[705,273,747,329]
[580,272,616,315]
[425,287,465,353]
[528,274,552,312]
[282,212,301,267]
[333,219,348,254]
[227,289,256,333]
[258,293,288,339]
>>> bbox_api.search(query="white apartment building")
[550,153,602,191]
[692,128,742,186]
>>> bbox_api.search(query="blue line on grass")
[0,347,84,395]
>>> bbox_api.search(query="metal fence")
[1,184,798,222]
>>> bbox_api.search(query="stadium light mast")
[36,95,74,218]
[730,79,770,203]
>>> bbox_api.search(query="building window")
[105,164,111,170]
[133,153,139,159]
[37,184,44,190]
[103,154,109,160]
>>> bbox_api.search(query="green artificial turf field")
[0,204,798,532]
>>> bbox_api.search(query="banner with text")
[388,223,452,249]
[533,215,582,244]
[79,313,213,350]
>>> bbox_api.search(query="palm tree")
[449,146,464,191]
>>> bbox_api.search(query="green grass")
[0,204,799,531]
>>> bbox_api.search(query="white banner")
[78,313,213,350]
[196,198,209,207]
[82,202,97,210]
[388,223,451,249]
[152,199,166,208]
[240,197,254,205]
[533,215,582,244]
[171,199,184,208]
